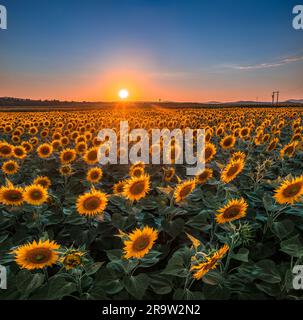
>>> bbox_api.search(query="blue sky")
[0,0,302,101]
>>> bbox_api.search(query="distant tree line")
[0,97,86,106]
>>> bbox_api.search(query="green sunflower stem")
[77,273,83,297]
[224,235,236,274]
[43,267,49,284]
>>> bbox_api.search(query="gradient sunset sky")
[0,0,302,102]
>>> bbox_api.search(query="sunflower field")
[0,105,303,300]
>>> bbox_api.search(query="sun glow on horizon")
[118,89,129,100]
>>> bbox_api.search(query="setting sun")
[118,89,129,100]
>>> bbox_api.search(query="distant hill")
[285,99,303,104]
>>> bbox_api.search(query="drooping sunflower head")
[33,176,51,189]
[1,160,19,175]
[174,179,196,203]
[0,180,24,206]
[195,168,213,184]
[274,176,303,205]
[190,244,229,280]
[123,226,158,259]
[216,198,248,224]
[122,174,151,202]
[86,167,103,183]
[37,143,53,158]
[23,184,48,206]
[12,239,60,270]
[221,159,245,184]
[76,188,108,216]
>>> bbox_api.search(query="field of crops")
[0,105,303,300]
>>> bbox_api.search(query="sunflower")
[221,159,245,184]
[29,137,39,146]
[230,151,246,162]
[1,160,19,175]
[29,127,38,135]
[129,165,144,178]
[11,135,21,144]
[274,176,303,205]
[291,133,302,143]
[86,167,103,183]
[164,167,175,182]
[123,226,158,259]
[266,137,279,152]
[12,239,60,270]
[13,146,27,159]
[174,179,196,202]
[76,188,108,216]
[37,143,53,158]
[220,135,236,149]
[0,142,13,158]
[190,244,229,280]
[196,168,213,184]
[75,141,87,154]
[239,127,251,140]
[83,147,99,165]
[23,184,48,206]
[60,136,69,146]
[129,162,146,172]
[113,180,126,195]
[60,249,85,270]
[60,148,77,164]
[51,140,61,151]
[216,198,248,224]
[21,141,33,153]
[123,174,150,202]
[59,164,73,176]
[262,133,270,144]
[280,141,298,159]
[33,176,51,189]
[0,181,24,206]
[204,143,217,162]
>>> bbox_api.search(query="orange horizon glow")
[1,66,301,103]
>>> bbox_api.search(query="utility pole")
[272,91,280,105]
